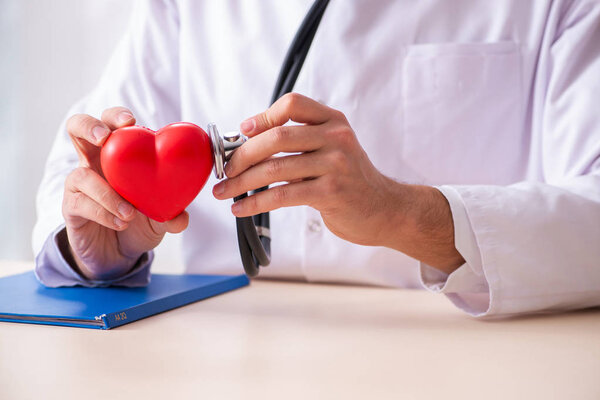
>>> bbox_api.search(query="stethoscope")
[206,0,329,277]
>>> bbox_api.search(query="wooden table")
[1,261,599,399]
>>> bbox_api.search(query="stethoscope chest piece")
[208,123,248,180]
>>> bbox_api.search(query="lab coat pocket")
[401,42,523,184]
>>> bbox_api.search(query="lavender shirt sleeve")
[34,224,153,288]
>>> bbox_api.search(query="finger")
[225,124,326,177]
[63,191,128,231]
[240,93,335,136]
[66,113,111,147]
[66,167,136,222]
[164,211,189,234]
[215,153,325,199]
[230,180,316,217]
[147,210,189,236]
[101,106,136,131]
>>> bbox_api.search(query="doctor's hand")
[62,107,189,281]
[213,93,465,273]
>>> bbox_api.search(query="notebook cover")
[0,271,249,329]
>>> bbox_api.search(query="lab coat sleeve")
[32,0,181,287]
[420,0,600,317]
[419,186,491,316]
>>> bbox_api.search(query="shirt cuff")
[419,186,491,317]
[34,224,153,288]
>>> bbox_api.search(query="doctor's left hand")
[212,93,465,273]
[63,107,189,281]
[213,93,397,247]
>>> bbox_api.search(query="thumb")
[164,211,190,234]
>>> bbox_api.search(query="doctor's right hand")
[62,107,189,281]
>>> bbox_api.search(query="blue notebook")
[0,271,249,329]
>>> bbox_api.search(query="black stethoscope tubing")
[234,0,330,277]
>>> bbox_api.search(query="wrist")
[61,230,139,281]
[384,183,464,274]
[72,248,140,281]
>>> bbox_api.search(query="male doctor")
[34,1,600,317]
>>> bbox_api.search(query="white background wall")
[0,1,183,271]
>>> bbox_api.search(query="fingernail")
[118,202,134,218]
[240,118,255,134]
[231,201,241,214]
[114,216,126,228]
[213,183,225,196]
[118,112,133,124]
[92,126,109,142]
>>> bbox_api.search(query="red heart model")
[100,122,213,222]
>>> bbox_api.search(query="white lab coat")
[33,0,600,317]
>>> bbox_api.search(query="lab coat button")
[308,219,322,232]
